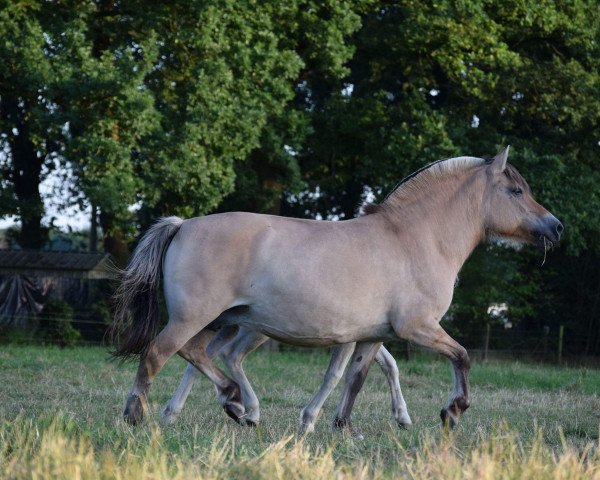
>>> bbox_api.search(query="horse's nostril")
[556,222,564,236]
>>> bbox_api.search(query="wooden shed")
[0,250,115,327]
[0,251,115,280]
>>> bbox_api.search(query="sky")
[0,165,90,231]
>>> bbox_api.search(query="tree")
[136,1,367,225]
[0,1,73,248]
[282,0,600,350]
[0,1,368,260]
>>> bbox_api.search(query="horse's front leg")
[299,343,356,433]
[162,363,202,424]
[400,321,470,428]
[374,346,412,428]
[333,341,382,435]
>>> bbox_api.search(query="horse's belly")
[232,300,394,347]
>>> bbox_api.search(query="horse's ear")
[491,145,510,173]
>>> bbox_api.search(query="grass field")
[1,345,599,478]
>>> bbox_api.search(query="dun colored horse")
[112,147,562,429]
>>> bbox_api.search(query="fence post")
[90,202,98,253]
[262,339,280,352]
[483,323,491,361]
[558,325,564,364]
[542,325,549,358]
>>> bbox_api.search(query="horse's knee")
[323,369,344,388]
[376,352,399,377]
[454,347,470,371]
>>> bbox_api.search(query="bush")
[40,298,80,347]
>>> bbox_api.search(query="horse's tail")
[111,216,184,360]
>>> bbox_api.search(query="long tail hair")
[111,216,184,359]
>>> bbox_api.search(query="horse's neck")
[386,171,486,273]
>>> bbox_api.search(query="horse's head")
[483,147,563,249]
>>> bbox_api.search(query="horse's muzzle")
[534,215,563,246]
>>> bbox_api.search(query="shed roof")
[0,250,115,279]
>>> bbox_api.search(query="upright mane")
[364,156,486,215]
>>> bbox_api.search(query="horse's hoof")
[397,413,413,429]
[161,406,179,425]
[245,419,258,428]
[398,420,413,430]
[123,395,145,425]
[223,404,244,425]
[440,408,458,429]
[299,422,315,434]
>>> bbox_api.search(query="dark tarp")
[0,275,88,327]
[0,275,51,326]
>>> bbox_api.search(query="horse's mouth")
[535,235,554,250]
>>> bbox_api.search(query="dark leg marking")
[124,394,146,426]
[222,383,245,423]
[333,417,351,429]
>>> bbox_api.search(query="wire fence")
[1,314,597,365]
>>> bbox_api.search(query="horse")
[112,146,562,429]
[160,328,412,433]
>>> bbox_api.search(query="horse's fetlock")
[440,408,457,429]
[301,407,316,423]
[223,382,242,403]
[333,417,351,429]
[224,402,245,424]
[124,394,146,425]
[454,396,470,412]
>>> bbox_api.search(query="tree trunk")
[5,99,45,250]
[100,211,129,267]
[90,202,98,253]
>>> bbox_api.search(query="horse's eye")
[511,187,523,196]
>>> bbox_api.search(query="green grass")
[1,345,599,478]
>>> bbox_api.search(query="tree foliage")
[0,0,365,259]
[0,1,599,353]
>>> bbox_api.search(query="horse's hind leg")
[299,343,356,434]
[219,328,268,426]
[162,363,201,425]
[162,330,244,425]
[123,318,210,425]
[401,322,470,429]
[333,341,382,435]
[374,346,412,428]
